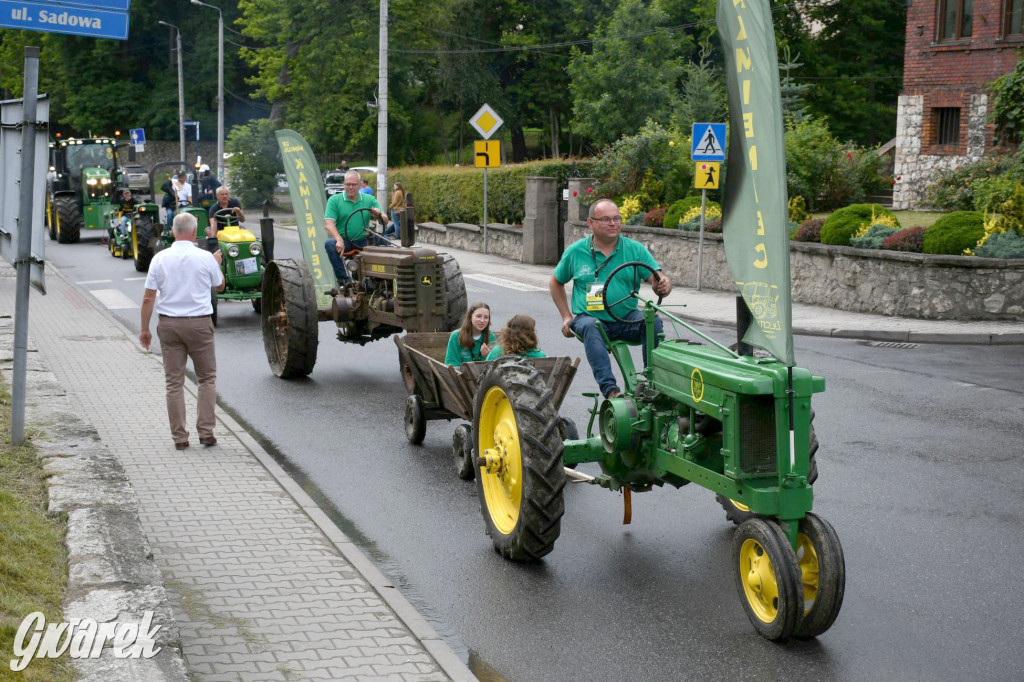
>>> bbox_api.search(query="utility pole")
[159,21,185,163]
[376,0,388,199]
[191,0,224,181]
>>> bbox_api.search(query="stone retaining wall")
[415,221,523,261]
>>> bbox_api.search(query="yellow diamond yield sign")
[470,104,503,140]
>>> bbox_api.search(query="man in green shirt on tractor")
[550,198,672,399]
[324,170,391,281]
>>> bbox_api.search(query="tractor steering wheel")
[601,261,664,323]
[212,207,241,228]
[342,206,380,243]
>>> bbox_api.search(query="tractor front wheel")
[793,513,845,639]
[733,517,803,641]
[261,259,319,378]
[474,359,565,561]
[132,214,159,272]
[54,195,81,244]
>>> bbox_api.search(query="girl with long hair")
[444,301,496,366]
[485,314,546,360]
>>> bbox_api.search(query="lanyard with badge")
[585,237,615,312]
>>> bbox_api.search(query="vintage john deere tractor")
[209,207,266,325]
[125,161,211,272]
[471,261,844,642]
[262,207,466,377]
[46,136,120,243]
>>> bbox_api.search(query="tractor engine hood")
[83,167,113,200]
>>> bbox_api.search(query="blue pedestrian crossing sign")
[129,128,146,145]
[691,123,726,162]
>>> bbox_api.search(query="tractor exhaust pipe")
[261,200,275,262]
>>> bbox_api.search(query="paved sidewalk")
[1,266,473,681]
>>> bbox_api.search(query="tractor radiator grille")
[738,395,777,474]
[396,264,418,309]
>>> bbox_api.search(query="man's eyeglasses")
[593,215,622,226]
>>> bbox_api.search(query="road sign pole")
[11,47,39,444]
[697,189,706,292]
[483,167,487,254]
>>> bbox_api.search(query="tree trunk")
[510,124,527,162]
[433,91,450,165]
[270,40,301,123]
[550,107,560,158]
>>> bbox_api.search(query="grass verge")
[0,381,76,681]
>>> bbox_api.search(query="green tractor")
[471,263,844,642]
[46,136,120,243]
[208,207,266,325]
[126,161,209,272]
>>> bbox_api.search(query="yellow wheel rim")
[731,499,750,512]
[797,531,820,614]
[132,223,139,257]
[477,385,522,535]
[739,537,780,623]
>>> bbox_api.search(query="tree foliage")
[991,55,1024,145]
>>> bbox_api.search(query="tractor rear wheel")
[717,419,819,524]
[734,517,803,641]
[107,228,117,257]
[453,423,474,480]
[441,255,467,332]
[261,259,319,378]
[474,359,565,561]
[132,215,159,272]
[793,513,845,639]
[54,195,81,244]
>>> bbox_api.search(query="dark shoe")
[175,441,189,450]
[199,436,217,446]
[606,389,621,399]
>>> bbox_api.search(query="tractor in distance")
[46,136,120,243]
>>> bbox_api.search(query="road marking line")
[463,273,546,292]
[77,279,112,284]
[90,288,139,310]
[123,277,147,281]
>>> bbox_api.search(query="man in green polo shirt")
[324,170,391,280]
[550,198,672,399]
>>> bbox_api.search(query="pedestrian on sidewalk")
[139,212,225,450]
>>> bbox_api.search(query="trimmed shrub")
[662,196,705,230]
[625,212,646,225]
[705,218,722,233]
[850,223,899,249]
[923,211,985,255]
[592,121,694,205]
[974,230,1024,258]
[619,195,643,222]
[644,206,669,227]
[788,195,809,223]
[882,227,925,252]
[820,204,899,246]
[794,218,824,242]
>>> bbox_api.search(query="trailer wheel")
[793,513,845,639]
[733,517,803,641]
[453,423,474,480]
[54,195,81,244]
[132,214,159,272]
[474,359,565,562]
[441,255,467,332]
[405,395,426,445]
[717,419,819,524]
[262,259,319,378]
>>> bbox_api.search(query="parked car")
[323,170,346,198]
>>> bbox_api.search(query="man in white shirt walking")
[139,212,225,450]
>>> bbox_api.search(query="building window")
[935,108,961,146]
[1006,0,1024,36]
[939,0,974,40]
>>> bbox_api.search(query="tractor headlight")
[86,178,97,186]
[248,242,261,256]
[100,178,110,185]
[226,244,240,258]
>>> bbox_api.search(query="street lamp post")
[158,20,185,164]
[190,0,223,183]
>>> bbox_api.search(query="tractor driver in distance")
[550,197,672,399]
[207,187,245,239]
[116,189,137,237]
[323,169,391,281]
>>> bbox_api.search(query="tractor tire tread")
[54,195,81,244]
[262,259,319,378]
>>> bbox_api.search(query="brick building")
[893,0,1023,209]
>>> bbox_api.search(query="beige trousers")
[156,315,217,443]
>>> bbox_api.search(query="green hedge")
[820,204,898,246]
[923,211,985,255]
[388,159,602,225]
[663,197,710,230]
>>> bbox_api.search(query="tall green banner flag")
[274,129,337,308]
[717,0,794,366]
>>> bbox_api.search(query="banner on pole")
[717,0,793,366]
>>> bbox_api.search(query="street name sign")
[691,122,726,162]
[0,0,130,40]
[469,104,503,140]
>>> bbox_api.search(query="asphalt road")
[46,225,1024,681]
